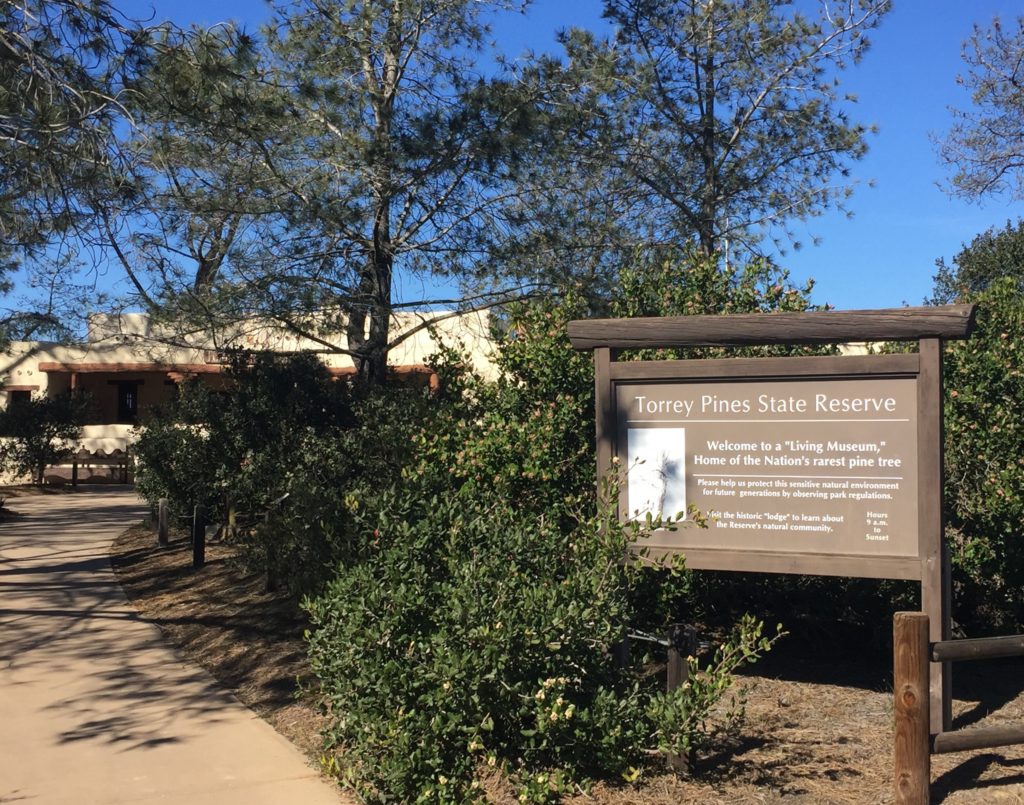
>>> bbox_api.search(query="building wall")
[86,310,500,379]
[0,342,50,402]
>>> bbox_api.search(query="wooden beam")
[918,337,951,731]
[609,352,920,381]
[325,363,437,378]
[631,544,924,580]
[38,362,222,374]
[594,348,613,493]
[932,725,1024,755]
[567,305,976,350]
[931,634,1024,663]
[666,623,699,774]
[666,624,697,693]
[41,360,438,389]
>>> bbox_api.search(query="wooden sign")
[619,373,920,573]
[569,305,975,731]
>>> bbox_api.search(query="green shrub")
[412,249,825,529]
[917,219,1024,630]
[304,251,806,800]
[646,613,781,759]
[133,349,452,594]
[305,482,781,803]
[0,391,90,483]
[133,351,359,585]
[259,384,439,594]
[135,247,811,797]
[203,351,356,521]
[132,382,221,519]
[942,277,1024,628]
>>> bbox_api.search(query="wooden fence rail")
[894,611,1024,804]
[931,634,1024,663]
[931,724,1024,755]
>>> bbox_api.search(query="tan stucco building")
[0,311,497,482]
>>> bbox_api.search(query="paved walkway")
[0,488,344,805]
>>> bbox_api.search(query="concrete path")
[0,488,344,805]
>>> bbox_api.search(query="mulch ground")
[109,523,1024,804]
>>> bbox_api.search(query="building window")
[117,382,139,423]
[7,389,30,409]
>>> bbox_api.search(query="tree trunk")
[353,132,394,385]
[698,3,718,258]
[349,26,397,386]
[360,303,390,385]
[348,218,393,386]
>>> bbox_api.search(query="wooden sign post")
[569,305,975,731]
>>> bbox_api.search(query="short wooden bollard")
[192,505,206,569]
[612,635,631,669]
[667,623,699,773]
[157,498,169,546]
[894,612,930,804]
[667,623,698,692]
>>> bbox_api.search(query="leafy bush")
[921,219,1024,630]
[413,249,826,523]
[305,481,781,803]
[942,277,1024,628]
[133,349,443,593]
[134,352,360,584]
[932,218,1024,304]
[0,391,90,483]
[132,381,221,519]
[646,613,781,759]
[138,248,812,797]
[304,250,807,801]
[259,384,439,593]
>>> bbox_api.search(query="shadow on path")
[0,489,343,804]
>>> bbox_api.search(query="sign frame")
[569,305,976,733]
[608,352,924,580]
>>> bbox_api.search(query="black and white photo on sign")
[626,428,687,520]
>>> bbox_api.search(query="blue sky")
[117,0,1024,311]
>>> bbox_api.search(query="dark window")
[117,383,139,423]
[7,390,30,409]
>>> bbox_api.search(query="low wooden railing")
[894,612,1024,803]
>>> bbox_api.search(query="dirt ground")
[109,523,1024,804]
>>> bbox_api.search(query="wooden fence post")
[610,634,626,663]
[894,611,930,805]
[157,498,169,546]
[667,623,698,691]
[666,623,699,774]
[192,504,206,569]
